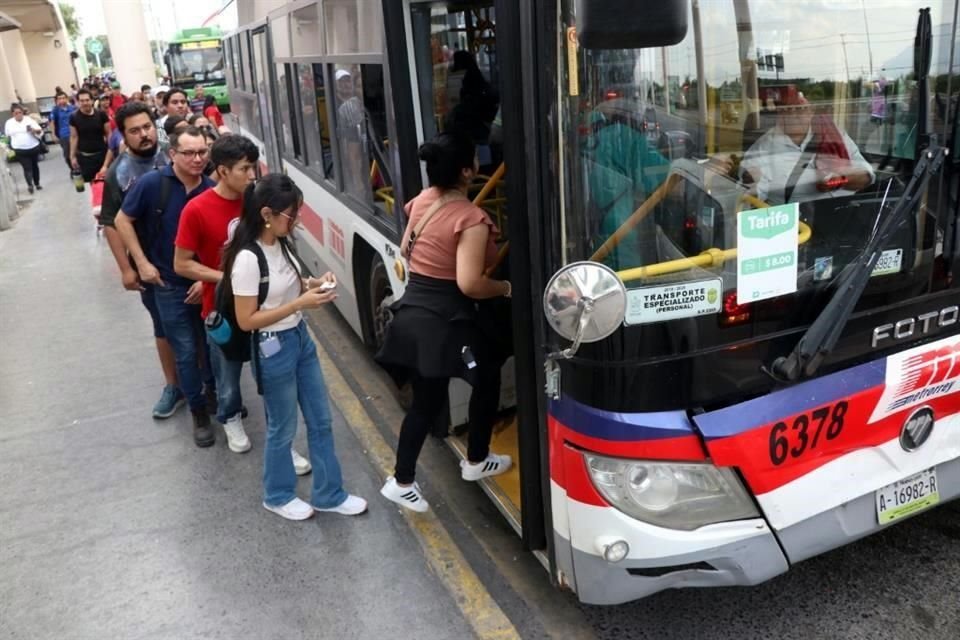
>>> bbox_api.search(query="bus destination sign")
[181,40,220,50]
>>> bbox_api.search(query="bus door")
[250,26,282,173]
[401,0,549,552]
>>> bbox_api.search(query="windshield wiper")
[767,138,948,383]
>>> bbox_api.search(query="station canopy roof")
[0,0,59,33]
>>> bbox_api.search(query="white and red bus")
[224,0,960,605]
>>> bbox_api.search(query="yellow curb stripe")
[310,327,521,640]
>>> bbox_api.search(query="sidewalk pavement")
[0,155,474,640]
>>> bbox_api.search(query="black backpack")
[213,243,269,364]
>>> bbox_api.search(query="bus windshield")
[168,43,225,86]
[561,0,954,340]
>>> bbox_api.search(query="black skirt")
[375,274,484,384]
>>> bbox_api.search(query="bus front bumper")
[552,483,789,605]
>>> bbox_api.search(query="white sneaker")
[263,497,314,521]
[380,476,429,513]
[461,453,513,481]
[314,494,368,516]
[223,416,251,453]
[292,448,311,475]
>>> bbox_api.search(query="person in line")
[157,88,191,151]
[742,93,874,205]
[160,115,189,157]
[69,88,112,183]
[49,92,77,172]
[172,135,312,473]
[102,81,127,115]
[189,86,206,114]
[98,101,180,419]
[152,87,169,121]
[203,95,227,133]
[376,132,512,512]
[115,126,217,446]
[222,173,367,520]
[187,113,214,133]
[4,103,44,194]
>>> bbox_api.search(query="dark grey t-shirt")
[99,150,167,228]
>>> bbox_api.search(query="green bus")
[165,27,229,107]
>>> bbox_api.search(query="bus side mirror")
[576,0,688,50]
[544,262,626,360]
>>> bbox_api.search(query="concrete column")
[0,34,19,114]
[0,30,38,106]
[101,0,156,91]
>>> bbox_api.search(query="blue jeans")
[154,284,212,412]
[256,321,347,508]
[207,335,244,423]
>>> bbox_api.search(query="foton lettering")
[871,306,959,347]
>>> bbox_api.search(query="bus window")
[332,64,394,216]
[409,2,499,167]
[298,63,335,183]
[324,0,383,55]
[275,63,303,163]
[565,0,953,317]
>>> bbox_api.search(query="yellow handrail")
[590,173,681,262]
[473,162,506,207]
[616,220,812,282]
[588,180,812,283]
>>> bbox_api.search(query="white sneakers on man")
[291,448,311,475]
[380,477,430,513]
[461,453,513,481]
[222,416,252,453]
[263,497,314,521]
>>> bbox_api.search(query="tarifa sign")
[737,203,799,304]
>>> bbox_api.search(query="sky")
[67,0,238,43]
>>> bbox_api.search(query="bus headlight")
[583,453,759,531]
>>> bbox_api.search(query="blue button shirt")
[121,165,214,288]
[49,104,76,139]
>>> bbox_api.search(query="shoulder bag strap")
[145,173,172,257]
[405,191,468,258]
[246,242,270,308]
[245,242,271,397]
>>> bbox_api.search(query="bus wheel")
[368,254,393,352]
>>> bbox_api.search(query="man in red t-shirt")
[174,135,258,453]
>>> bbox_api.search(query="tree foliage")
[59,3,81,41]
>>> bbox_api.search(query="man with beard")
[100,101,182,420]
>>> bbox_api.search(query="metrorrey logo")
[740,205,797,240]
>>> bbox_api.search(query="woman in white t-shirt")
[221,174,367,521]
[3,103,43,194]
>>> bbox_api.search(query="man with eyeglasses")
[115,126,219,447]
[98,102,182,420]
